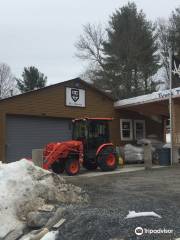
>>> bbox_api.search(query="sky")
[0,0,180,85]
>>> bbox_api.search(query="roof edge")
[114,87,180,108]
[0,77,114,103]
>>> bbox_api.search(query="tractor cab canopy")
[72,118,112,148]
[72,118,113,162]
[72,118,112,142]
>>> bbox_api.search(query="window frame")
[134,120,146,140]
[120,119,133,141]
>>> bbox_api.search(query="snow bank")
[0,159,87,239]
[21,229,58,240]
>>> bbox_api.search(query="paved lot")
[63,164,164,178]
[56,166,180,240]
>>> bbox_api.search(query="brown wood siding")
[0,112,6,162]
[116,110,164,145]
[0,78,167,162]
[172,100,180,146]
[0,84,114,118]
[0,80,120,161]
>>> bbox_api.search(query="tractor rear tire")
[51,161,65,174]
[83,160,98,170]
[65,157,80,176]
[97,146,118,171]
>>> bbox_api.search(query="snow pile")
[41,231,58,240]
[124,144,144,162]
[0,159,87,239]
[125,211,162,219]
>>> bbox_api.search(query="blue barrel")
[158,148,170,166]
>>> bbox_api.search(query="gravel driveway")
[56,166,180,240]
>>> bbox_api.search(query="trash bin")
[158,148,170,166]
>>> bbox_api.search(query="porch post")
[169,48,173,165]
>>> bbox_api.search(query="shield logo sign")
[71,88,79,102]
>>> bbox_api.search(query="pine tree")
[102,2,159,99]
[17,66,47,93]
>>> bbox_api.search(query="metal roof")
[114,87,180,108]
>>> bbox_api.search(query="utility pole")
[169,48,173,165]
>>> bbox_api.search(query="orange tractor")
[43,118,118,175]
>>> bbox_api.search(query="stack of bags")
[124,144,144,163]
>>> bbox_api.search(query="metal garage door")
[6,115,72,162]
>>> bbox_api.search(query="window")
[73,121,88,140]
[88,120,109,140]
[120,119,133,141]
[134,120,145,140]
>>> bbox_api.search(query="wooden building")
[0,77,177,163]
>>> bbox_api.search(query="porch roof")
[114,87,180,109]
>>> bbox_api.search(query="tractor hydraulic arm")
[43,140,83,170]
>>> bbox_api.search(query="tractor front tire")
[97,146,118,171]
[51,161,65,174]
[83,160,98,171]
[65,157,80,176]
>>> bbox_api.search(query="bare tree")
[75,23,112,93]
[75,23,105,68]
[156,7,180,89]
[79,63,102,83]
[156,18,171,87]
[0,63,17,99]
